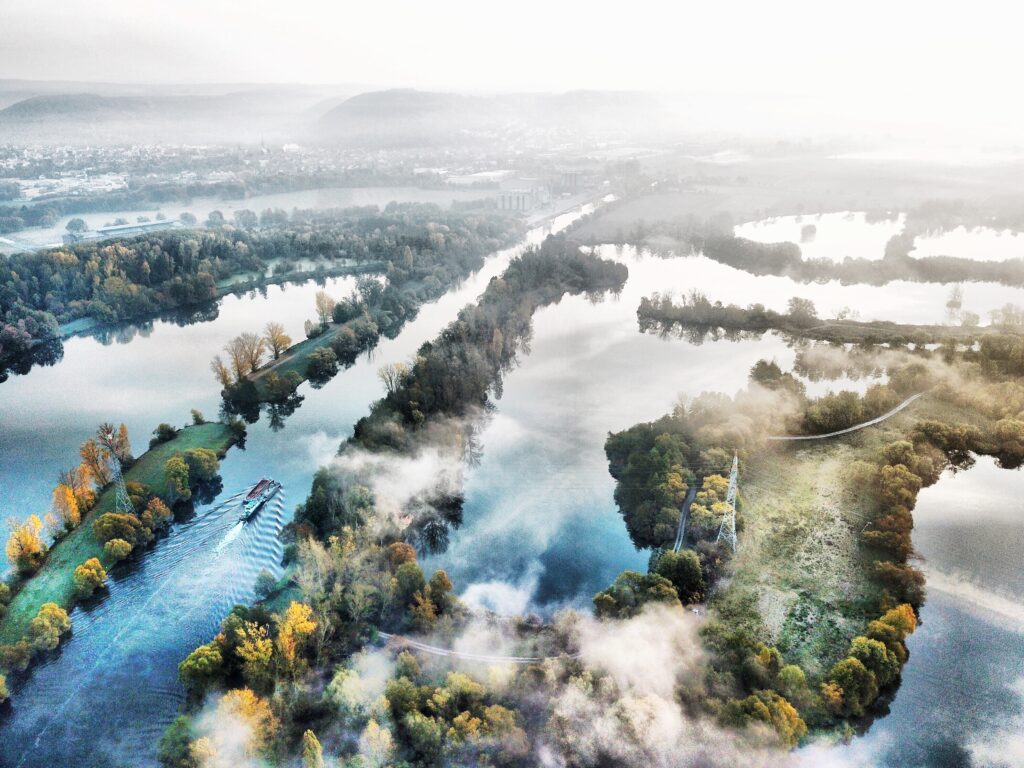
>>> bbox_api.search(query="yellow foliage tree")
[6,515,47,574]
[263,321,292,360]
[216,688,279,757]
[52,483,81,532]
[235,621,274,690]
[276,601,316,676]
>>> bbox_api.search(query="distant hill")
[318,88,676,146]
[0,84,357,144]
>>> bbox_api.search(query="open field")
[718,394,979,679]
[0,422,237,645]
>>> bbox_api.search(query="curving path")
[377,631,576,664]
[767,393,926,442]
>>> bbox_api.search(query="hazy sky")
[0,0,1018,93]
[2,0,1022,142]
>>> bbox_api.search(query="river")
[2,213,1022,765]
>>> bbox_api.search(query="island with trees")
[0,414,244,691]
[600,319,1024,744]
[0,204,523,380]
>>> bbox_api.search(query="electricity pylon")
[105,438,134,515]
[716,452,739,552]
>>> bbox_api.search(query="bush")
[104,538,134,561]
[93,512,144,546]
[654,549,704,604]
[182,448,219,483]
[73,557,108,598]
[28,603,71,652]
[306,347,339,382]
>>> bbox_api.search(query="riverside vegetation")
[0,413,243,696]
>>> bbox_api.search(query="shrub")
[73,557,108,598]
[104,538,134,561]
[93,512,144,546]
[28,603,71,652]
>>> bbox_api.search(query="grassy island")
[0,421,238,647]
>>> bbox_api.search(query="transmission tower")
[106,440,135,515]
[716,452,739,553]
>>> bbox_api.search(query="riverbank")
[0,422,239,646]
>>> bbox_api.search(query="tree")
[6,515,47,574]
[215,688,279,757]
[263,321,292,360]
[428,569,454,613]
[104,537,134,561]
[190,409,206,425]
[721,690,807,748]
[48,483,81,534]
[210,355,234,388]
[849,635,900,688]
[306,347,338,382]
[395,562,426,606]
[157,716,199,768]
[314,290,336,327]
[234,209,258,229]
[235,621,274,692]
[302,730,325,768]
[80,438,112,486]
[182,448,219,483]
[224,332,266,378]
[164,456,191,503]
[179,212,197,226]
[73,557,108,598]
[66,217,88,233]
[93,512,144,545]
[360,719,394,768]
[386,541,417,570]
[654,549,704,604]
[28,602,71,652]
[178,642,224,696]
[0,672,8,705]
[827,657,878,717]
[592,571,681,619]
[205,210,226,228]
[786,296,818,324]
[276,601,316,677]
[378,362,409,395]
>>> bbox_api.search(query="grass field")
[711,396,970,679]
[0,422,236,646]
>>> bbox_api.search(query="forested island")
[0,205,523,379]
[601,325,1024,743]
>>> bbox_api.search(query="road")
[377,632,576,664]
[767,393,925,442]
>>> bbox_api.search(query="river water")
[1,213,1023,765]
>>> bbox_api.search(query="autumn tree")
[378,362,409,396]
[104,537,134,561]
[210,354,234,388]
[73,557,108,598]
[276,601,316,677]
[164,456,191,503]
[235,621,274,692]
[60,465,96,512]
[826,657,878,717]
[28,602,71,652]
[314,290,336,327]
[302,729,325,768]
[93,512,143,545]
[721,690,807,748]
[178,642,224,697]
[215,688,279,757]
[51,483,81,533]
[182,448,219,483]
[6,515,47,574]
[224,332,266,379]
[0,672,8,704]
[80,438,112,486]
[263,321,292,360]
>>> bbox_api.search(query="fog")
[3,0,1024,145]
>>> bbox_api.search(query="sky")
[1,0,1023,142]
